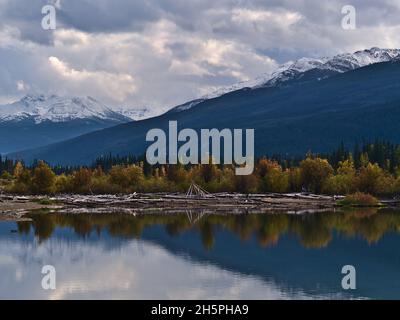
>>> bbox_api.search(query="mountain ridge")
[0,94,156,123]
[0,95,134,154]
[169,47,400,113]
[9,58,400,165]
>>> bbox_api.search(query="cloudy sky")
[1,0,400,112]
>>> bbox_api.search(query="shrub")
[338,192,380,207]
[6,181,31,194]
[1,171,12,180]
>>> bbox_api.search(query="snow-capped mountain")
[0,94,161,123]
[0,94,131,124]
[171,47,400,112]
[261,47,400,87]
[12,56,400,165]
[0,94,146,154]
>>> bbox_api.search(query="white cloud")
[231,8,302,26]
[0,0,400,112]
[48,56,136,102]
[169,59,212,77]
[16,80,28,91]
[0,237,344,299]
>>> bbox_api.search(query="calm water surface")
[1,209,400,299]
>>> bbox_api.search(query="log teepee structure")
[186,182,213,198]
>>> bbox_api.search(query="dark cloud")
[0,0,55,45]
[58,0,161,33]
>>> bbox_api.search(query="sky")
[1,0,400,113]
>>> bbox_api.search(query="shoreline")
[0,192,351,220]
[0,192,397,221]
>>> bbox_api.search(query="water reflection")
[18,208,400,249]
[1,209,400,299]
[0,232,328,300]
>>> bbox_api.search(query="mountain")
[0,94,130,123]
[10,57,400,165]
[169,47,400,113]
[111,106,158,121]
[0,94,133,153]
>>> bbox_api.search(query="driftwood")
[25,193,334,213]
[0,192,346,216]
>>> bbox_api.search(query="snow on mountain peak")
[320,47,400,73]
[200,47,400,100]
[0,94,139,124]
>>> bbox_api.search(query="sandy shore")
[0,196,62,221]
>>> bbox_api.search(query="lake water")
[1,209,400,299]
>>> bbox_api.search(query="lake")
[1,208,400,299]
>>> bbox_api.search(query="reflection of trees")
[108,218,143,239]
[232,214,259,241]
[290,215,333,249]
[356,212,398,244]
[20,208,400,250]
[17,221,31,235]
[71,215,93,237]
[257,215,289,247]
[295,223,332,249]
[30,211,56,242]
[166,218,191,237]
[199,221,214,251]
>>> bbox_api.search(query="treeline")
[3,140,400,174]
[3,140,400,196]
[266,140,400,173]
[2,154,400,196]
[92,140,400,173]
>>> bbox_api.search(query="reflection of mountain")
[4,210,400,299]
[139,218,400,300]
[0,228,315,300]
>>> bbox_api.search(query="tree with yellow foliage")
[323,158,357,195]
[32,161,56,194]
[300,157,334,193]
